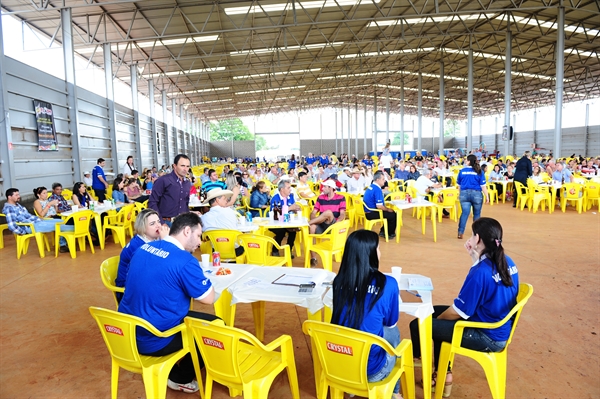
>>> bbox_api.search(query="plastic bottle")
[282,201,289,222]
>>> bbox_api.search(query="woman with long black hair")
[456,154,489,239]
[410,217,519,397]
[331,230,402,399]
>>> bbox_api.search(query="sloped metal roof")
[2,0,599,121]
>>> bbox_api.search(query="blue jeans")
[367,326,401,394]
[410,306,506,370]
[458,189,483,235]
[25,220,74,246]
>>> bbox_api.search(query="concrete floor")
[1,201,598,399]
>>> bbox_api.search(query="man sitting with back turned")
[270,180,301,257]
[118,212,217,394]
[363,171,397,239]
[200,188,245,257]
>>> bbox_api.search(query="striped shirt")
[314,193,346,219]
[201,180,227,192]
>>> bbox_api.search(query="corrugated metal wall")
[0,56,205,200]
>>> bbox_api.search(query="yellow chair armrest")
[450,304,521,347]
[262,334,293,352]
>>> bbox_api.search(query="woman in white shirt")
[122,155,135,177]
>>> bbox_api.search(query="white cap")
[83,171,90,175]
[322,180,337,189]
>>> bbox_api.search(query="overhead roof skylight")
[225,0,380,16]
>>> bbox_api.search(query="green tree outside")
[445,119,461,137]
[209,118,267,150]
[391,132,410,145]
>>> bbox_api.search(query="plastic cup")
[391,266,402,281]
[71,205,78,212]
[200,254,210,270]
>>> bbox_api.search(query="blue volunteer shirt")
[457,166,486,190]
[288,159,296,170]
[270,191,296,209]
[92,165,106,190]
[115,234,147,288]
[320,156,330,166]
[363,183,384,211]
[453,255,519,342]
[305,156,316,165]
[336,275,399,375]
[362,159,374,167]
[118,238,213,353]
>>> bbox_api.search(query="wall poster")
[33,99,58,151]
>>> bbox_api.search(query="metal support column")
[504,21,512,157]
[554,3,565,157]
[385,87,390,144]
[335,110,338,154]
[60,8,83,184]
[400,80,405,158]
[363,97,367,155]
[148,80,159,168]
[354,101,358,157]
[347,104,351,154]
[172,99,179,154]
[104,42,118,172]
[417,73,423,153]
[0,15,16,190]
[373,91,378,154]
[467,43,474,152]
[340,107,344,154]
[439,61,445,155]
[320,113,323,154]
[162,90,171,163]
[130,64,142,170]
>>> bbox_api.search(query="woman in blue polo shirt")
[409,217,519,397]
[456,154,489,239]
[331,230,402,399]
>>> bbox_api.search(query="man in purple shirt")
[148,154,192,223]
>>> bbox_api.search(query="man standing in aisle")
[92,158,109,202]
[118,212,217,393]
[149,154,192,224]
[513,151,533,208]
[363,171,396,239]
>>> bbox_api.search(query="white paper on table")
[408,277,434,291]
[272,271,329,286]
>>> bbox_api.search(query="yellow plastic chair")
[560,183,585,213]
[103,204,135,248]
[185,317,300,399]
[302,320,415,399]
[238,233,292,266]
[243,196,268,217]
[360,200,389,242]
[486,183,499,205]
[89,306,195,399]
[513,181,530,211]
[434,188,459,222]
[133,200,147,216]
[203,229,245,263]
[526,179,552,214]
[55,210,95,258]
[435,283,534,399]
[62,189,73,200]
[0,213,8,249]
[336,191,354,226]
[14,222,51,259]
[100,256,123,309]
[304,220,351,271]
[584,181,600,211]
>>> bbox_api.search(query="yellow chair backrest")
[109,204,136,226]
[62,189,73,200]
[100,256,123,309]
[65,210,94,234]
[562,182,583,199]
[323,220,351,250]
[185,317,299,398]
[302,320,414,398]
[584,182,599,197]
[385,191,406,202]
[237,234,280,265]
[203,229,242,260]
[436,188,459,207]
[89,306,192,399]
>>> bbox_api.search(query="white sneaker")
[167,379,199,393]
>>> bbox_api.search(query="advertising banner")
[33,99,58,151]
